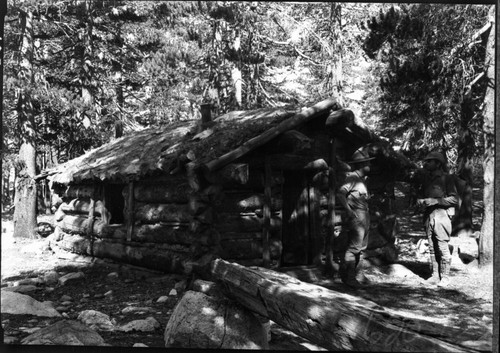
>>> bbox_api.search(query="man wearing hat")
[416,151,458,287]
[337,147,375,288]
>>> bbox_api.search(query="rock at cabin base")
[164,290,268,350]
[21,320,108,346]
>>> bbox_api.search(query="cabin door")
[281,171,321,266]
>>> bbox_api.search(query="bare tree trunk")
[478,6,495,267]
[13,9,38,239]
[327,3,343,104]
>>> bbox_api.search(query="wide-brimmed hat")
[348,149,376,164]
[424,151,446,165]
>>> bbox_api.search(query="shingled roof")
[39,99,340,185]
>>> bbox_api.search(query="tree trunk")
[13,10,37,239]
[210,259,480,352]
[479,6,495,267]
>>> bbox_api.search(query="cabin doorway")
[104,184,125,225]
[281,171,322,266]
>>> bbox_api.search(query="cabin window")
[104,184,125,225]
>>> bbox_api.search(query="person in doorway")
[337,148,375,288]
[415,151,458,287]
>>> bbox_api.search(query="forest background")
[1,1,496,265]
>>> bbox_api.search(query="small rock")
[60,295,73,302]
[80,298,89,303]
[121,306,154,315]
[83,293,91,298]
[28,319,39,324]
[94,293,105,299]
[62,313,69,318]
[107,272,119,279]
[174,280,187,292]
[58,272,85,286]
[156,296,169,303]
[145,299,153,305]
[168,289,177,296]
[124,279,134,284]
[104,290,113,297]
[61,301,72,306]
[45,287,55,293]
[133,343,148,347]
[78,310,116,331]
[55,306,68,312]
[119,317,160,333]
[17,278,45,287]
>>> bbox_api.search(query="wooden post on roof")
[325,137,338,275]
[126,181,135,241]
[262,156,272,267]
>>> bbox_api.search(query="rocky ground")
[1,182,494,350]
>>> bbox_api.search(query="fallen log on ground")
[210,259,480,352]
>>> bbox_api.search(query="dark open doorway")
[104,184,125,225]
[281,171,322,266]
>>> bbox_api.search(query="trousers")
[345,209,370,263]
[424,208,451,262]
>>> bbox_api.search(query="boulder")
[1,285,39,294]
[77,310,116,331]
[43,270,60,285]
[21,320,108,346]
[164,290,268,349]
[1,291,61,317]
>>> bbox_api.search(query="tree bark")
[210,259,481,352]
[13,9,37,239]
[479,6,495,267]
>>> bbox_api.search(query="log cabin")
[37,98,411,275]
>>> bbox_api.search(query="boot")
[426,257,440,285]
[342,261,363,288]
[438,258,451,287]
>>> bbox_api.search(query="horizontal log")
[59,199,108,218]
[54,184,95,199]
[122,177,190,203]
[203,163,249,186]
[210,259,479,352]
[216,213,281,233]
[57,215,112,237]
[250,154,329,171]
[217,193,282,213]
[134,202,191,224]
[54,234,192,274]
[219,231,278,240]
[265,130,313,154]
[220,238,282,260]
[108,223,210,245]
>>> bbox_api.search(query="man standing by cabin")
[415,151,458,287]
[337,148,375,288]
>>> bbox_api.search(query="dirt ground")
[1,182,494,350]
